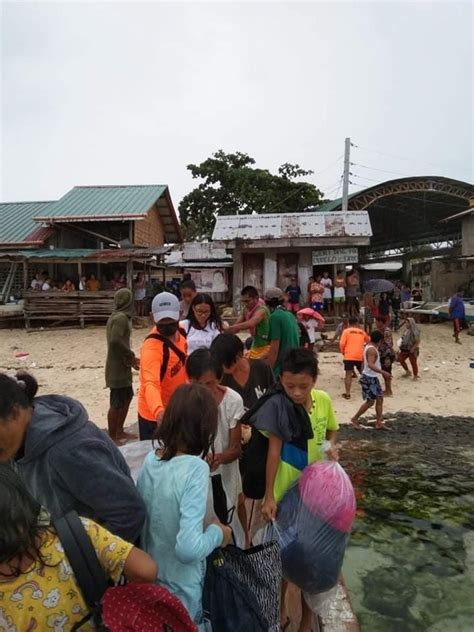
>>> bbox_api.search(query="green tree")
[179,150,323,240]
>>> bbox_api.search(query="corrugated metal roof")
[0,201,55,246]
[212,211,372,241]
[36,185,168,221]
[0,246,171,262]
[168,260,234,268]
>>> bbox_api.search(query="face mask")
[156,322,179,337]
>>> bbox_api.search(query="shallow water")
[339,413,474,632]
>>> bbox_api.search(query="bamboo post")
[126,259,133,290]
[23,262,28,290]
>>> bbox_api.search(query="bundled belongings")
[240,383,314,500]
[268,460,356,594]
[203,542,282,632]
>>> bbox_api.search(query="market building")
[212,211,371,307]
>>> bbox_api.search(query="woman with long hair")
[0,465,156,631]
[138,384,232,629]
[398,317,421,379]
[180,292,224,355]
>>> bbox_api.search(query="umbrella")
[364,279,395,293]
[297,307,326,324]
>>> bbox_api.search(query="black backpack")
[145,332,187,381]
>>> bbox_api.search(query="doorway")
[277,253,299,291]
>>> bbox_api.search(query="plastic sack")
[267,460,356,595]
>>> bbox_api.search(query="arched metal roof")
[313,176,473,255]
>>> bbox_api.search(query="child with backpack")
[0,464,157,631]
[137,292,188,440]
[186,349,248,546]
[241,348,339,631]
[137,383,233,629]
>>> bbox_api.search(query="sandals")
[342,393,351,400]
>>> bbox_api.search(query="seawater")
[339,416,474,632]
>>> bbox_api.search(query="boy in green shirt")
[264,287,300,377]
[255,348,339,631]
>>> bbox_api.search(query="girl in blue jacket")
[138,383,232,628]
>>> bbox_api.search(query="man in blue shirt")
[449,288,465,344]
[285,277,302,314]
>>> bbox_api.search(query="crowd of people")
[0,272,467,631]
[30,271,102,293]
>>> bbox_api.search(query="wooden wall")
[134,205,165,247]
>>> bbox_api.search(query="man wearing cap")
[264,287,300,377]
[105,288,140,443]
[137,292,188,440]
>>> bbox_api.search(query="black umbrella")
[364,279,395,293]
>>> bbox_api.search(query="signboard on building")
[189,268,228,293]
[312,248,358,265]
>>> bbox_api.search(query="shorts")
[344,360,362,372]
[360,375,383,401]
[334,297,345,303]
[364,309,374,325]
[138,414,157,441]
[312,302,324,312]
[346,295,358,306]
[109,386,134,409]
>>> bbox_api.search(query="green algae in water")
[339,413,474,632]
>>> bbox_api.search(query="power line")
[352,143,472,175]
[351,162,411,177]
[315,154,344,177]
[351,173,381,183]
[322,175,344,196]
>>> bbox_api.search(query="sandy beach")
[1,321,472,428]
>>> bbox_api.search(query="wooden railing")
[23,290,116,329]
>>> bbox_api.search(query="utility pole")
[342,137,351,212]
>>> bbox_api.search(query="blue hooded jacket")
[15,394,145,543]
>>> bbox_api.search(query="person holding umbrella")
[297,307,325,354]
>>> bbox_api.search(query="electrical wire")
[322,176,343,193]
[315,154,344,177]
[323,176,344,196]
[350,162,411,178]
[352,143,473,175]
[351,173,381,183]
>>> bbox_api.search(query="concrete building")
[441,201,474,257]
[212,211,371,307]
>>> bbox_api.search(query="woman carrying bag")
[398,317,421,380]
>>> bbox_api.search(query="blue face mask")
[156,322,179,337]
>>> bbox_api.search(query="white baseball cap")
[151,292,180,322]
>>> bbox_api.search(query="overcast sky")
[1,1,472,209]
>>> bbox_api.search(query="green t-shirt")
[268,307,300,376]
[253,305,270,348]
[273,389,339,502]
